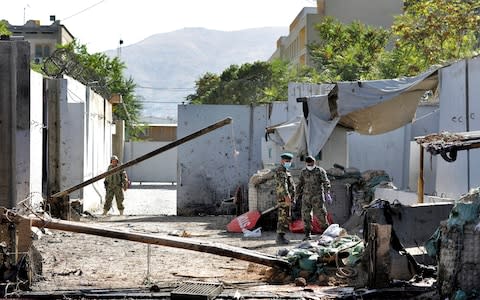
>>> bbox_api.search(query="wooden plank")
[418,146,424,203]
[368,223,392,288]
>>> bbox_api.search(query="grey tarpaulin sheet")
[268,68,439,155]
[336,68,438,135]
[306,94,339,155]
[267,94,338,156]
[269,116,308,155]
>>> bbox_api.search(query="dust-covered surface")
[31,214,307,291]
[24,185,434,298]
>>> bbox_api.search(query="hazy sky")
[4,0,316,52]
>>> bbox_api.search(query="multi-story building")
[6,18,74,63]
[270,0,404,67]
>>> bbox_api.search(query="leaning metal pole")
[29,216,291,270]
[51,117,232,199]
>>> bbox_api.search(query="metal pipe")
[51,117,232,198]
[418,145,424,203]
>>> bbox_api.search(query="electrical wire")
[62,0,106,21]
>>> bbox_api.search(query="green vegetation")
[189,0,480,104]
[309,0,480,80]
[187,60,320,104]
[383,0,480,77]
[308,17,390,82]
[0,20,11,36]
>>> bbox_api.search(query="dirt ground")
[31,213,311,292]
[24,183,371,298]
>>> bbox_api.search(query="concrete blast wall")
[435,57,480,198]
[46,76,112,211]
[124,141,177,183]
[0,40,30,208]
[177,105,267,215]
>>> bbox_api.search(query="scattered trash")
[168,230,192,237]
[242,227,262,238]
[52,268,82,277]
[294,277,307,286]
[318,224,347,246]
[227,205,279,233]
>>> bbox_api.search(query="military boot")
[276,233,289,245]
[102,209,108,216]
[119,209,124,216]
[303,230,311,241]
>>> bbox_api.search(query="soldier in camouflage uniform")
[296,155,330,240]
[103,155,128,216]
[274,152,296,245]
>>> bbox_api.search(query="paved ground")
[95,182,177,216]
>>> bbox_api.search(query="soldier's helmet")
[111,155,119,161]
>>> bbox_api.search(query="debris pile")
[277,224,365,286]
[426,188,480,299]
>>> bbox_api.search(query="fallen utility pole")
[29,216,291,270]
[51,117,232,199]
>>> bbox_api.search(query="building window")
[34,44,52,58]
[44,45,51,57]
[34,45,43,58]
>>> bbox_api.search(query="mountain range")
[105,27,287,123]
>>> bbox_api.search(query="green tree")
[264,59,320,101]
[187,60,319,104]
[57,41,142,138]
[379,0,480,77]
[0,20,11,36]
[308,16,390,81]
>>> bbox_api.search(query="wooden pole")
[29,217,290,270]
[51,117,232,198]
[418,145,424,203]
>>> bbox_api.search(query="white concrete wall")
[288,82,329,120]
[348,126,408,188]
[436,61,469,198]
[375,188,455,206]
[269,101,289,126]
[58,76,112,211]
[177,104,267,215]
[124,141,177,182]
[82,90,112,211]
[467,57,480,190]
[318,126,348,169]
[29,71,44,208]
[409,105,439,194]
[59,77,85,200]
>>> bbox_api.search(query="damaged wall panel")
[436,61,468,198]
[177,105,267,215]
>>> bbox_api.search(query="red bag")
[226,210,261,233]
[289,213,334,234]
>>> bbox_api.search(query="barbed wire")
[43,49,112,99]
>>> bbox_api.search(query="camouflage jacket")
[274,165,295,202]
[296,166,330,199]
[105,164,127,187]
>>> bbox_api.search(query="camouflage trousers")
[104,185,125,211]
[302,195,328,232]
[276,201,291,234]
